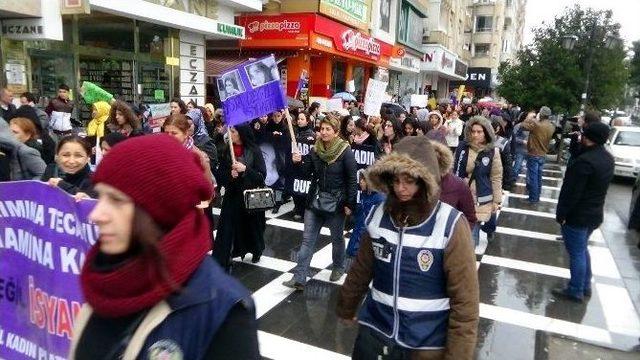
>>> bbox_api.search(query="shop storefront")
[235,13,393,101]
[1,0,248,123]
[388,45,421,105]
[420,44,467,100]
[450,67,492,98]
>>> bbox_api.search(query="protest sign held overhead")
[363,78,388,116]
[0,181,97,360]
[218,54,287,127]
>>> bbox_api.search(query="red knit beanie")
[93,134,213,229]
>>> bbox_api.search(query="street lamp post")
[562,24,621,114]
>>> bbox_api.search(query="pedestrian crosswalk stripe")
[595,283,640,336]
[507,193,559,203]
[500,206,556,218]
[258,330,350,360]
[515,182,561,191]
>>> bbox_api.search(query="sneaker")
[282,278,304,291]
[330,269,345,282]
[551,288,583,303]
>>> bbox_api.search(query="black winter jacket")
[299,146,358,212]
[556,145,614,229]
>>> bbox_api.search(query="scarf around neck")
[314,137,349,164]
[80,209,210,318]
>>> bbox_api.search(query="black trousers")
[352,326,413,360]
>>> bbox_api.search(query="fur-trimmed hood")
[366,136,440,216]
[430,140,453,175]
[463,116,496,151]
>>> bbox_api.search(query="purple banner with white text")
[219,54,287,127]
[0,181,98,360]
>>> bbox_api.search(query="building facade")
[0,0,259,123]
[462,0,526,96]
[420,0,471,100]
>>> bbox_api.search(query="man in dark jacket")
[553,122,614,302]
[0,88,17,120]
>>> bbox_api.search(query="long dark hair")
[109,100,140,130]
[340,115,354,141]
[129,206,176,290]
[170,98,188,114]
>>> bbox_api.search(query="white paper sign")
[363,78,388,116]
[327,98,344,112]
[346,79,356,93]
[411,95,429,108]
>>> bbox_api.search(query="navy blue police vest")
[135,258,251,359]
[358,201,462,349]
[453,142,495,205]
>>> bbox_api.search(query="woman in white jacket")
[445,110,465,153]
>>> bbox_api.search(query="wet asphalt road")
[212,164,640,359]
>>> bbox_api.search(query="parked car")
[606,126,640,179]
[629,172,640,232]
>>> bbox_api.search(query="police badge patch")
[481,156,490,166]
[148,339,184,360]
[417,249,434,272]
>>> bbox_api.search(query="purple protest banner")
[218,54,287,127]
[0,181,98,360]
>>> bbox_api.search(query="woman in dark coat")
[41,135,96,198]
[283,115,358,290]
[213,124,267,272]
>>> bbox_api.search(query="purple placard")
[0,181,98,360]
[218,54,287,127]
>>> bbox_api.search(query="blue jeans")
[526,155,545,202]
[472,223,480,247]
[512,152,526,179]
[561,224,593,298]
[292,210,346,284]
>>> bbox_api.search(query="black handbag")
[310,185,342,215]
[243,188,275,212]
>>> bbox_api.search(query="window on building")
[506,0,513,7]
[501,39,510,53]
[78,12,134,51]
[474,43,491,57]
[475,16,493,32]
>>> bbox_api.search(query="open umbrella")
[287,96,304,109]
[332,92,356,102]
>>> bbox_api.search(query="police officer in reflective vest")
[337,136,479,359]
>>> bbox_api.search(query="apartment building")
[421,0,472,99]
[465,0,526,94]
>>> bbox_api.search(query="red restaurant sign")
[237,14,392,62]
[314,15,387,61]
[237,14,312,40]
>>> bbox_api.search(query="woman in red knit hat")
[69,134,259,359]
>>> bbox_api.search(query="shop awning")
[89,0,252,40]
[206,50,298,77]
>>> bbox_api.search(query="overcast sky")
[523,0,640,47]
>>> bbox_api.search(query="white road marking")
[253,273,298,319]
[258,331,350,360]
[518,174,562,181]
[481,255,570,279]
[595,283,640,337]
[515,182,561,191]
[507,193,558,204]
[480,303,613,345]
[500,206,556,218]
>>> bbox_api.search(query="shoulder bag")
[243,188,275,212]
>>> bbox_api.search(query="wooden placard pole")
[284,108,299,154]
